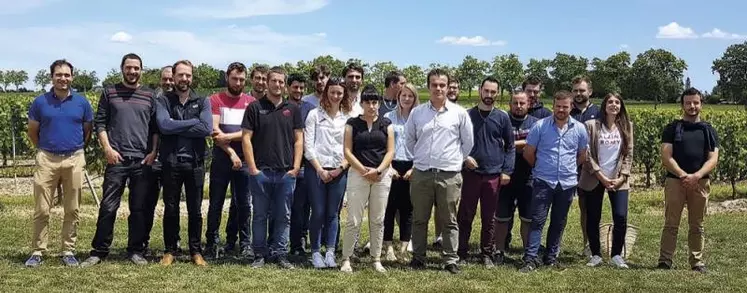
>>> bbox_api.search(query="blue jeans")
[581,184,629,257]
[205,150,252,249]
[305,165,348,253]
[523,179,575,263]
[250,169,296,259]
[289,175,310,253]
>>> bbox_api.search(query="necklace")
[383,99,397,111]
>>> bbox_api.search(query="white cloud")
[702,28,747,40]
[110,31,133,43]
[169,0,329,19]
[437,36,507,47]
[313,32,327,38]
[620,44,629,49]
[0,0,59,15]
[656,22,698,39]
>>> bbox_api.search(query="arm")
[27,120,40,148]
[576,125,589,167]
[289,129,304,175]
[523,122,540,167]
[694,148,719,179]
[515,140,527,152]
[583,122,603,175]
[303,110,320,167]
[376,125,396,173]
[619,123,634,178]
[404,109,417,156]
[212,114,235,155]
[459,111,475,158]
[242,129,259,174]
[181,98,212,137]
[500,114,515,175]
[155,96,199,135]
[661,143,687,178]
[344,125,367,175]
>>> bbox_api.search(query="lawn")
[1,183,746,293]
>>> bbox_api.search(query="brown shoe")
[192,254,207,267]
[160,253,175,266]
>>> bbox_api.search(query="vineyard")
[1,92,746,197]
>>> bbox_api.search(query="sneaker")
[444,263,460,274]
[492,251,505,266]
[204,245,222,259]
[432,236,443,249]
[363,241,371,252]
[80,256,102,268]
[373,261,386,273]
[223,243,236,254]
[657,262,672,270]
[406,241,413,252]
[385,246,397,262]
[130,254,148,265]
[311,252,326,269]
[611,255,629,269]
[24,255,43,268]
[239,246,254,261]
[61,255,79,267]
[519,260,537,273]
[482,255,494,268]
[692,265,708,274]
[340,259,353,273]
[276,256,295,269]
[324,251,337,268]
[251,257,265,268]
[586,255,603,267]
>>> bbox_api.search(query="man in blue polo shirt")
[519,90,589,273]
[24,59,94,268]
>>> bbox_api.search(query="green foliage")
[70,69,99,92]
[590,51,631,97]
[490,54,524,92]
[33,69,51,91]
[626,49,687,104]
[456,55,489,98]
[549,53,589,93]
[193,63,220,89]
[524,58,552,90]
[369,61,399,92]
[712,41,747,106]
[402,65,426,89]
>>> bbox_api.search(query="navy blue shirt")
[528,102,552,119]
[28,91,94,154]
[510,114,539,185]
[570,103,600,123]
[467,107,515,175]
[296,100,315,178]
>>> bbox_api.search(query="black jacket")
[155,89,212,164]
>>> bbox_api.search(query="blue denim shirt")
[526,117,589,190]
[384,110,411,161]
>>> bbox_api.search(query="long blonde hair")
[396,83,419,119]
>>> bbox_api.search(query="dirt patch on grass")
[708,198,747,214]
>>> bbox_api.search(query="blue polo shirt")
[526,117,589,190]
[28,91,94,154]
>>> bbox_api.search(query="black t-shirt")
[661,120,719,178]
[241,97,304,170]
[347,116,391,168]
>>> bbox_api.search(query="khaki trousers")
[342,169,393,262]
[410,169,462,265]
[658,177,709,268]
[32,150,85,255]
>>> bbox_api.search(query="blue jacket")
[467,107,516,175]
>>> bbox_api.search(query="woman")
[579,92,634,269]
[382,83,418,262]
[304,77,352,269]
[340,85,395,273]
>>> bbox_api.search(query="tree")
[193,63,220,89]
[279,62,299,76]
[101,68,120,87]
[70,69,99,92]
[34,69,51,91]
[549,53,589,93]
[0,70,5,91]
[456,55,489,99]
[590,51,631,98]
[712,41,747,108]
[524,58,552,92]
[490,54,524,99]
[402,65,426,89]
[626,49,687,106]
[369,61,399,92]
[8,70,28,90]
[141,68,162,89]
[310,55,345,77]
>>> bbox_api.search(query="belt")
[47,150,80,157]
[176,156,195,163]
[420,168,456,173]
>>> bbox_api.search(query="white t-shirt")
[597,125,621,178]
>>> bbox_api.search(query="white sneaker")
[373,261,386,273]
[611,255,629,269]
[340,260,352,273]
[363,241,371,252]
[407,241,413,252]
[586,255,603,267]
[385,246,397,262]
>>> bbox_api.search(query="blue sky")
[1,0,746,91]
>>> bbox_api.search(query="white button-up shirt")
[405,100,474,172]
[304,107,350,168]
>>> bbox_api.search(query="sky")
[1,0,746,91]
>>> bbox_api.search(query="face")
[553,98,572,121]
[251,71,268,94]
[398,87,416,110]
[479,81,499,106]
[447,82,459,101]
[160,69,174,92]
[572,81,592,104]
[267,72,285,98]
[605,96,622,117]
[682,94,702,118]
[392,75,406,92]
[226,69,247,96]
[288,81,306,101]
[524,84,541,104]
[510,94,529,117]
[362,99,379,116]
[314,73,329,93]
[174,64,193,92]
[121,58,141,86]
[51,64,73,92]
[345,69,362,92]
[429,75,449,101]
[326,84,345,105]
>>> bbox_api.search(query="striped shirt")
[210,92,256,157]
[94,83,157,158]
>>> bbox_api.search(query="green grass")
[1,183,746,293]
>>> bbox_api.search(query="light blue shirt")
[384,109,411,161]
[525,117,589,190]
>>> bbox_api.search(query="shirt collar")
[260,95,288,109]
[428,100,452,112]
[49,90,73,101]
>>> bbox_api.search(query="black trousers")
[162,160,205,255]
[383,160,413,242]
[90,158,149,257]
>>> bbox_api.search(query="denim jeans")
[250,169,296,259]
[205,150,252,249]
[581,184,629,257]
[305,165,348,253]
[523,179,575,263]
[289,175,311,253]
[162,160,205,256]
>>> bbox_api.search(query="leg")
[456,171,481,259]
[269,172,295,259]
[89,162,128,258]
[437,171,462,265]
[31,151,61,255]
[397,167,413,243]
[161,163,184,254]
[60,151,85,254]
[183,163,205,256]
[583,185,605,257]
[544,185,575,263]
[127,161,150,256]
[250,172,270,258]
[325,171,348,250]
[306,167,325,253]
[686,179,709,268]
[142,162,162,251]
[609,189,629,258]
[382,177,399,243]
[658,178,686,266]
[205,153,231,249]
[409,170,434,264]
[225,195,239,248]
[368,170,393,261]
[342,171,370,260]
[479,175,500,257]
[233,163,253,253]
[523,179,552,262]
[516,184,534,249]
[290,173,309,254]
[578,188,588,249]
[494,184,517,253]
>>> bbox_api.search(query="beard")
[176,81,190,92]
[574,95,588,104]
[123,74,140,86]
[227,86,244,96]
[481,97,494,105]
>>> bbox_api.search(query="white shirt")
[302,93,320,107]
[405,100,474,172]
[350,93,363,117]
[304,107,350,168]
[597,125,621,178]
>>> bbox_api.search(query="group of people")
[23,53,718,275]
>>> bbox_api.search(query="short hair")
[384,70,403,88]
[522,75,543,90]
[310,64,331,80]
[680,87,703,104]
[449,76,460,85]
[250,65,269,79]
[268,66,286,79]
[426,68,451,87]
[49,59,74,76]
[553,90,573,102]
[360,84,381,102]
[172,60,194,74]
[571,75,593,89]
[342,63,364,77]
[512,91,529,101]
[226,62,247,75]
[120,53,142,69]
[480,76,500,89]
[287,73,307,85]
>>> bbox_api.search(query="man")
[204,62,256,260]
[302,65,330,107]
[492,92,539,264]
[457,77,514,267]
[24,59,94,268]
[286,73,316,257]
[405,68,474,274]
[432,76,461,248]
[343,63,364,116]
[658,87,718,274]
[241,67,304,269]
[523,76,552,119]
[446,77,460,103]
[249,65,269,99]
[380,70,406,116]
[155,60,212,266]
[519,90,588,273]
[569,75,601,256]
[80,53,159,267]
[154,66,174,97]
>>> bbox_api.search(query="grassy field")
[1,184,746,293]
